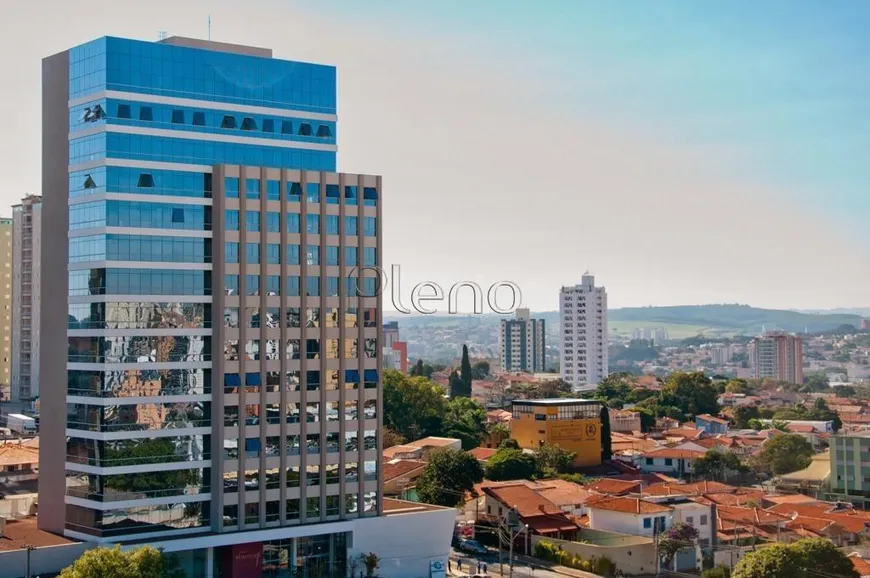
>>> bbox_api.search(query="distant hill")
[386,304,862,335]
[609,304,860,335]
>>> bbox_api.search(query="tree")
[500,438,521,450]
[535,443,575,476]
[416,448,484,507]
[485,448,540,481]
[443,397,488,450]
[600,405,612,461]
[694,451,747,482]
[488,422,511,448]
[702,566,731,578]
[596,373,634,403]
[413,359,424,377]
[535,378,573,399]
[383,370,447,440]
[382,428,406,449]
[448,370,465,399]
[733,406,761,429]
[458,345,473,397]
[659,371,720,418]
[637,408,656,432]
[361,553,380,578]
[658,523,699,569]
[725,379,751,394]
[802,371,830,392]
[472,360,491,380]
[410,359,435,379]
[732,538,858,578]
[60,545,184,578]
[753,434,814,476]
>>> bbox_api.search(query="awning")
[524,516,578,534]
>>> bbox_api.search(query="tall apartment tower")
[752,332,804,384]
[11,195,41,403]
[36,36,454,577]
[499,308,546,373]
[559,274,608,391]
[0,218,11,398]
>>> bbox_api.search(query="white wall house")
[587,497,673,537]
[640,448,706,476]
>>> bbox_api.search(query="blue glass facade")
[62,36,381,555]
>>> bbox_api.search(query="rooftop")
[587,496,672,515]
[0,517,74,551]
[512,399,599,406]
[382,459,426,483]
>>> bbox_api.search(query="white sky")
[1,0,868,312]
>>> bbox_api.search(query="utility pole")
[25,544,34,578]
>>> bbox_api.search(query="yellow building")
[510,398,603,467]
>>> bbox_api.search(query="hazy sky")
[2,0,869,311]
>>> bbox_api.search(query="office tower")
[559,274,608,391]
[383,321,399,348]
[0,217,11,398]
[38,36,457,577]
[642,328,652,341]
[11,195,41,403]
[752,332,803,384]
[499,308,545,373]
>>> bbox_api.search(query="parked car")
[459,539,488,555]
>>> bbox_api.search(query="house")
[467,447,498,464]
[480,483,579,541]
[586,478,643,496]
[534,479,595,517]
[695,414,729,435]
[382,459,427,497]
[609,410,642,433]
[848,553,870,578]
[586,496,673,537]
[640,448,707,476]
[382,436,461,461]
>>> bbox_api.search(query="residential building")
[829,432,870,500]
[383,321,399,348]
[752,332,804,384]
[511,399,603,467]
[861,318,870,331]
[710,345,732,366]
[559,274,608,391]
[0,218,11,398]
[480,483,579,541]
[499,308,545,373]
[654,328,668,344]
[11,195,41,402]
[40,35,453,577]
[695,414,729,435]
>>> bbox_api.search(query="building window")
[299,123,312,136]
[700,515,708,525]
[116,104,131,119]
[245,179,260,199]
[325,185,340,205]
[225,177,240,198]
[225,243,239,263]
[226,210,239,231]
[221,115,237,129]
[241,117,257,131]
[171,109,185,124]
[645,458,653,465]
[664,458,673,466]
[643,518,651,529]
[139,106,153,121]
[345,186,358,205]
[262,119,275,133]
[171,208,185,223]
[137,173,155,188]
[192,112,206,126]
[246,211,260,232]
[316,125,332,138]
[281,120,293,135]
[287,182,302,202]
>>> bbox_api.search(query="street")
[449,547,586,578]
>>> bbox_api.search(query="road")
[449,547,586,578]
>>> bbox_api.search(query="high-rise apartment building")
[40,36,451,577]
[0,218,11,397]
[11,195,41,402]
[559,274,608,391]
[752,332,804,384]
[499,308,545,373]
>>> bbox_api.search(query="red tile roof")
[716,505,790,525]
[586,478,642,496]
[849,554,870,578]
[642,480,736,497]
[697,414,729,425]
[482,484,564,518]
[587,496,672,515]
[382,459,427,482]
[0,517,74,551]
[641,448,707,459]
[468,447,499,462]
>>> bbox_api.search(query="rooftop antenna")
[208,15,211,41]
[158,31,167,41]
